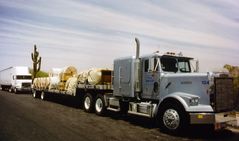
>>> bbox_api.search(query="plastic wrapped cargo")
[44,77,50,89]
[33,77,51,89]
[78,68,112,85]
[33,78,40,89]
[58,82,65,91]
[87,68,112,85]
[49,76,60,90]
[59,66,77,82]
[78,71,88,84]
[38,78,44,89]
[65,76,78,95]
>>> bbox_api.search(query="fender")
[154,92,214,117]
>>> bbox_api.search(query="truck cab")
[0,66,32,93]
[11,74,32,93]
[112,38,237,133]
[141,53,195,100]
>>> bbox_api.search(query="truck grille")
[22,83,31,88]
[213,77,235,112]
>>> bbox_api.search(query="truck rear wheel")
[158,101,188,133]
[95,94,106,115]
[83,93,94,112]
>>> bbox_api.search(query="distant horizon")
[0,0,238,72]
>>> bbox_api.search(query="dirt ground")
[0,91,239,141]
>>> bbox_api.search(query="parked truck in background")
[0,66,32,93]
[32,38,237,133]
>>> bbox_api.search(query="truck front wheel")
[9,88,13,93]
[95,94,106,115]
[158,102,188,133]
[14,88,18,94]
[83,93,94,113]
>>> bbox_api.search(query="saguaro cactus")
[31,45,41,83]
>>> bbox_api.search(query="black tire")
[14,88,18,94]
[83,93,94,113]
[95,94,106,115]
[32,90,39,98]
[9,88,13,93]
[1,86,5,91]
[40,91,46,100]
[158,101,189,134]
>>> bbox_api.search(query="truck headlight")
[189,97,199,106]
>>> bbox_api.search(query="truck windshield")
[16,75,32,80]
[160,57,191,73]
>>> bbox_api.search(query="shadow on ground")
[35,93,239,141]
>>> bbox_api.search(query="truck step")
[128,111,151,118]
[107,107,120,112]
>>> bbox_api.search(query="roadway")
[0,90,239,141]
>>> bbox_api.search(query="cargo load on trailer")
[32,67,112,98]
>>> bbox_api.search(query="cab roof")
[141,52,194,60]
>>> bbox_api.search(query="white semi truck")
[0,66,32,93]
[32,38,237,133]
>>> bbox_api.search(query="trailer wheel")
[95,94,106,115]
[33,90,39,98]
[83,93,94,112]
[158,101,188,133]
[40,91,46,100]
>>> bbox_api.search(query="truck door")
[142,57,160,99]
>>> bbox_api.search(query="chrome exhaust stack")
[134,38,141,99]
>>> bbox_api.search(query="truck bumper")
[17,87,32,92]
[189,111,237,129]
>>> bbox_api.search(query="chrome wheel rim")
[95,98,103,113]
[84,97,91,110]
[163,109,180,130]
[41,92,44,100]
[33,92,36,98]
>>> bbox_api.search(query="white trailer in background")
[0,66,32,93]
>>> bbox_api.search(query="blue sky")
[0,0,238,72]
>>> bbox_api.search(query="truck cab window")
[178,59,191,73]
[16,75,32,80]
[160,57,178,73]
